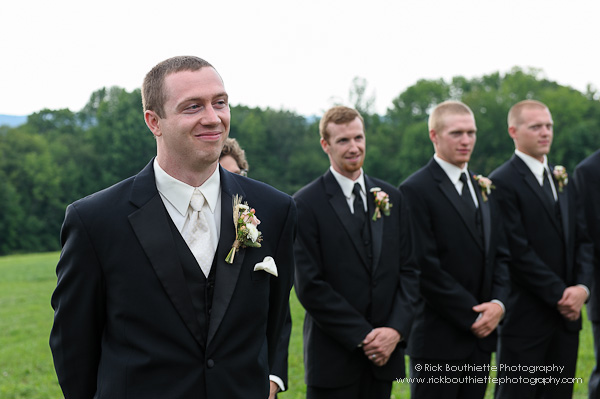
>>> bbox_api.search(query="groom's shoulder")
[72,175,137,212]
[235,175,293,206]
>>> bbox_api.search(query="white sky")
[1,0,598,116]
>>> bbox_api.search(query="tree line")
[1,67,599,255]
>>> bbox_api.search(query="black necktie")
[542,169,556,203]
[352,183,366,226]
[459,173,476,214]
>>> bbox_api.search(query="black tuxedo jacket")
[400,159,510,360]
[490,155,593,336]
[293,170,419,388]
[574,149,600,321]
[50,159,296,399]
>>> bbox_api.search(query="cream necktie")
[181,188,215,277]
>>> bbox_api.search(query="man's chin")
[342,164,363,174]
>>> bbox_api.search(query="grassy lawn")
[0,252,593,398]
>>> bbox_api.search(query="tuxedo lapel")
[429,160,482,249]
[207,168,245,347]
[128,161,205,349]
[512,156,562,235]
[474,179,492,254]
[323,171,370,269]
[554,171,570,248]
[365,176,384,272]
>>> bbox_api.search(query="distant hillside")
[0,114,27,127]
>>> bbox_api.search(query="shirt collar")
[329,166,366,199]
[154,159,221,217]
[433,154,469,183]
[515,149,549,180]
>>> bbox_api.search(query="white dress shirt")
[329,166,367,213]
[514,150,557,201]
[433,154,478,208]
[154,159,221,248]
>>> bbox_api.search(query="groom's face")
[151,67,231,171]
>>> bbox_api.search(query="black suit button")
[207,359,215,368]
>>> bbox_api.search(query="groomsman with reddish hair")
[294,106,419,399]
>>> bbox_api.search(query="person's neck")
[156,156,218,187]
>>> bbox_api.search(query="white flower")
[246,223,259,243]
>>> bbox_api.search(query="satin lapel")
[128,161,205,349]
[324,172,370,268]
[429,161,482,248]
[512,156,561,233]
[474,174,491,254]
[365,176,383,272]
[207,169,245,347]
[556,176,570,248]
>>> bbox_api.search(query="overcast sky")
[2,0,598,117]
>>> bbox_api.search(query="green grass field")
[0,252,594,398]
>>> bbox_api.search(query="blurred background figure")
[220,137,249,176]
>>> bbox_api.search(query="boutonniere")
[370,187,392,221]
[552,165,568,192]
[225,195,262,264]
[473,174,495,202]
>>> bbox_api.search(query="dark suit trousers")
[306,361,392,399]
[495,328,578,399]
[410,347,490,399]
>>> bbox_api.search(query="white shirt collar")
[514,149,549,184]
[154,158,221,217]
[329,166,366,199]
[433,154,469,184]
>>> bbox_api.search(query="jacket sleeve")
[50,204,105,399]
[267,197,296,374]
[385,193,420,343]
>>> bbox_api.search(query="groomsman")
[294,106,419,399]
[400,100,509,399]
[574,149,600,399]
[490,100,593,399]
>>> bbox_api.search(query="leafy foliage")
[1,69,599,254]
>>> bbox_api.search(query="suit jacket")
[293,170,419,388]
[574,149,600,322]
[400,159,510,360]
[490,154,593,336]
[50,159,296,399]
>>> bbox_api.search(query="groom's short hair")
[142,56,214,118]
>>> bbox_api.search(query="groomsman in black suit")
[574,149,600,399]
[294,106,419,399]
[490,100,593,399]
[400,100,510,399]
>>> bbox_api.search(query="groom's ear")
[144,110,162,138]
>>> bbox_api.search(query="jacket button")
[207,359,215,368]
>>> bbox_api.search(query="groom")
[50,56,296,399]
